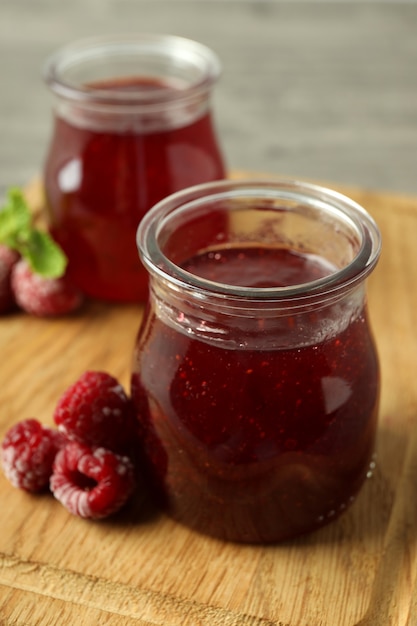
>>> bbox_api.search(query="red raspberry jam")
[131,180,381,543]
[43,36,225,302]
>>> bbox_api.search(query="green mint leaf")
[0,188,32,246]
[22,229,68,278]
[0,186,69,278]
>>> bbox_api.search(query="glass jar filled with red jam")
[131,179,381,543]
[43,35,226,302]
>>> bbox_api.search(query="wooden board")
[1,176,417,626]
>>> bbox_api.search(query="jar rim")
[137,178,382,303]
[43,33,222,105]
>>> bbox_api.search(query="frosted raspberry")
[0,244,19,313]
[50,442,135,519]
[11,259,83,317]
[1,418,67,492]
[53,371,137,454]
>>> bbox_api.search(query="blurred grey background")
[1,0,417,199]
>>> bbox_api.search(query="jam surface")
[44,77,225,302]
[182,245,335,287]
[131,245,379,543]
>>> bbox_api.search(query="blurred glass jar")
[131,179,381,543]
[43,34,226,302]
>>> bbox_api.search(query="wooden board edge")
[0,552,279,626]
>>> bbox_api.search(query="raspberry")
[50,442,135,519]
[53,371,137,454]
[0,244,19,313]
[11,259,83,317]
[1,418,67,492]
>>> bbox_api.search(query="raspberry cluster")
[0,245,83,317]
[0,371,137,519]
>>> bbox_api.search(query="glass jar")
[43,34,226,302]
[131,179,381,543]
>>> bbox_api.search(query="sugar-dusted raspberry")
[11,259,83,317]
[0,244,19,313]
[50,442,135,519]
[1,418,67,492]
[53,371,137,454]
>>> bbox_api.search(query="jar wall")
[131,295,380,543]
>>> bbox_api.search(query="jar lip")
[137,178,382,302]
[43,33,221,105]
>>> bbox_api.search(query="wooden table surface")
[0,176,416,626]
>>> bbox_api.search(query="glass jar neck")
[52,92,212,133]
[138,179,381,348]
[44,34,221,132]
[148,272,368,350]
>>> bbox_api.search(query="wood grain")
[1,176,417,625]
